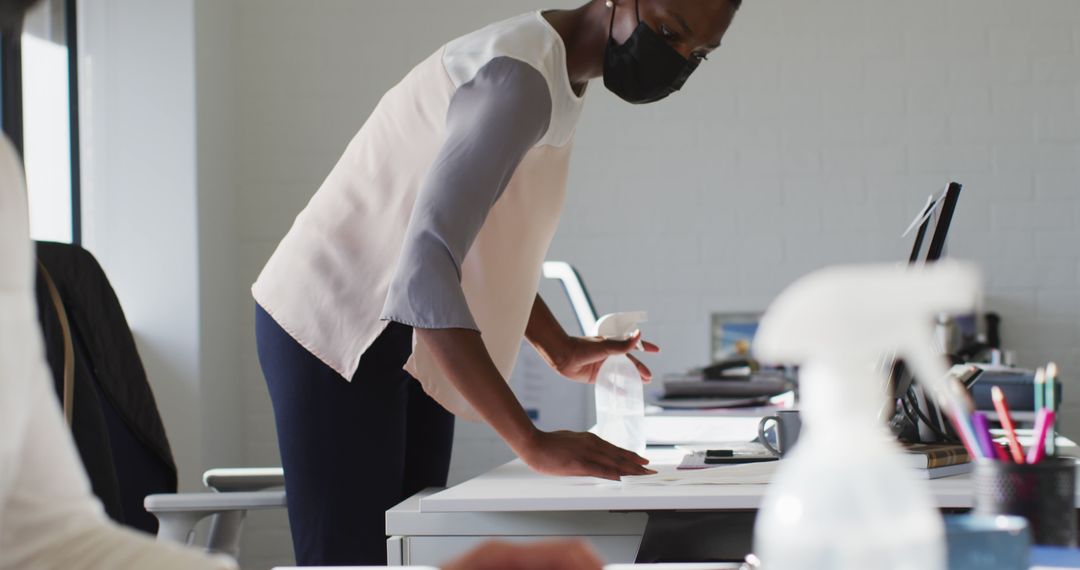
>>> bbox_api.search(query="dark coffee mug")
[758,410,801,457]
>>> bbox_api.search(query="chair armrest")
[145,491,286,552]
[145,491,286,514]
[202,467,285,492]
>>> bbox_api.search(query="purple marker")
[971,412,997,460]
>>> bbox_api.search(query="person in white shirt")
[253,0,739,564]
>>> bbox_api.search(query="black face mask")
[603,0,700,104]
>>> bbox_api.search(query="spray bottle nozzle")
[593,311,648,340]
[754,261,981,418]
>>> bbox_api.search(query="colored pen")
[1034,367,1045,414]
[1046,362,1058,456]
[1026,409,1056,465]
[971,412,997,460]
[948,409,983,460]
[993,442,1011,462]
[991,386,1026,464]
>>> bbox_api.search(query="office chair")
[143,470,284,557]
[34,241,285,559]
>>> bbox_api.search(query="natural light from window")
[22,32,73,243]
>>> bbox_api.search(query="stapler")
[703,358,759,381]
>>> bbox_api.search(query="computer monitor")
[906,182,962,265]
[889,182,964,443]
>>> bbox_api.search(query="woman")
[253,0,740,564]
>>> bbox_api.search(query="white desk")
[387,442,1080,566]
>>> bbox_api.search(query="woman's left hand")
[550,330,660,384]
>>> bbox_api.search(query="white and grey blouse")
[252,12,587,419]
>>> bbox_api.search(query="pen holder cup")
[974,458,1078,547]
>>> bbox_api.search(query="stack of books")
[902,443,971,479]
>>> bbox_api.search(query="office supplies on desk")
[994,386,1027,464]
[660,373,790,400]
[974,457,1078,547]
[644,415,762,446]
[900,443,970,469]
[994,441,1012,462]
[920,463,973,479]
[622,460,778,486]
[972,412,997,459]
[650,395,773,410]
[1036,367,1047,416]
[756,410,801,457]
[970,366,1061,414]
[949,396,984,460]
[1031,545,1080,568]
[752,260,980,570]
[1028,409,1057,465]
[1046,362,1059,456]
[678,451,777,470]
[944,514,1030,570]
[992,429,1076,451]
[702,358,759,380]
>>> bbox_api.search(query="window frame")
[1,26,24,156]
[1,0,82,245]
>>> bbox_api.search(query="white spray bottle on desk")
[592,311,648,456]
[752,262,981,570]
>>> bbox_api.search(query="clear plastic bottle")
[752,262,981,570]
[753,362,947,570]
[592,312,648,456]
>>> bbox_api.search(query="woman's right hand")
[517,430,656,481]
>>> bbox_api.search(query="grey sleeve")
[380,57,553,330]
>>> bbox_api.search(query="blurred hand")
[550,331,660,384]
[442,539,604,570]
[517,430,655,481]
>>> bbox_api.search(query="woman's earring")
[605,0,614,7]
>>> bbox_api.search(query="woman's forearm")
[524,295,571,369]
[415,328,538,451]
[415,327,655,481]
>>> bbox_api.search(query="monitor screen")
[905,182,963,265]
[888,182,964,442]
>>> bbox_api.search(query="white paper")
[644,416,762,445]
[621,460,779,486]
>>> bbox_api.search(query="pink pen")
[993,442,1010,462]
[1026,409,1056,465]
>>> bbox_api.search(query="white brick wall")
[206,1,1080,566]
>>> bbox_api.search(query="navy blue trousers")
[255,305,455,566]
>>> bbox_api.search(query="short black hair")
[730,0,742,9]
